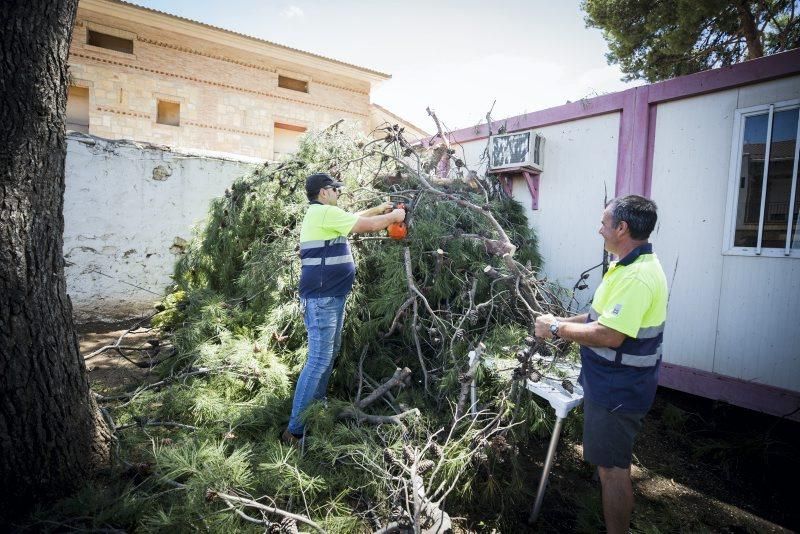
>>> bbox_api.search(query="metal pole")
[528,416,565,524]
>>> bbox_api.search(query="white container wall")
[459,113,621,310]
[651,77,800,392]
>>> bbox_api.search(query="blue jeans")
[287,295,346,435]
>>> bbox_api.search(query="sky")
[131,0,641,132]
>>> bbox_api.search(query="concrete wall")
[68,0,378,159]
[64,132,259,321]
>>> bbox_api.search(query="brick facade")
[66,0,425,159]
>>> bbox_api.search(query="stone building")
[66,0,427,159]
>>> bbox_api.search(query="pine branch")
[208,490,325,533]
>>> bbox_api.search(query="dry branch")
[357,367,412,409]
[455,345,483,421]
[339,407,421,426]
[208,490,325,533]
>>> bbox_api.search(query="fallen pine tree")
[81,118,581,532]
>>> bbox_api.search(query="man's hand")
[390,207,406,222]
[357,201,394,217]
[535,313,557,340]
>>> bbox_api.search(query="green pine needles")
[81,123,573,532]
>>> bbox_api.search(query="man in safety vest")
[535,195,667,534]
[283,173,405,444]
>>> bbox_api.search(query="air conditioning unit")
[488,130,544,172]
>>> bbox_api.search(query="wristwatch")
[549,319,560,339]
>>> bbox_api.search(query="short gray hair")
[607,195,658,240]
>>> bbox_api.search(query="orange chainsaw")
[387,201,408,240]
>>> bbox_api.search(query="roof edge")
[434,48,800,146]
[371,103,431,138]
[80,0,391,83]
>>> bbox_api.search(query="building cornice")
[132,36,368,96]
[78,0,390,87]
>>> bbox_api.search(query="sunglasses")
[324,186,341,194]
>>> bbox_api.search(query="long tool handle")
[528,416,565,524]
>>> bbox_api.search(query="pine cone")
[529,369,542,382]
[417,459,435,474]
[384,448,400,468]
[490,435,511,453]
[389,505,404,521]
[280,517,299,534]
[403,444,415,464]
[430,442,444,459]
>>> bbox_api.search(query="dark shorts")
[582,397,646,469]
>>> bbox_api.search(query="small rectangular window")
[278,75,308,93]
[274,122,307,159]
[731,103,799,255]
[157,100,180,127]
[87,29,134,54]
[66,86,90,133]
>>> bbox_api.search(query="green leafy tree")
[583,0,800,81]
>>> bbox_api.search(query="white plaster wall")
[459,112,621,311]
[651,75,800,391]
[64,133,260,321]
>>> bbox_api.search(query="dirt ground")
[79,319,164,393]
[78,321,799,533]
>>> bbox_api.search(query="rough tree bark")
[0,0,110,519]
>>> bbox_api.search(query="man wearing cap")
[283,173,405,444]
[534,195,667,534]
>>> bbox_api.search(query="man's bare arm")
[356,201,393,218]
[535,313,625,348]
[350,208,405,234]
[558,321,625,348]
[556,313,589,324]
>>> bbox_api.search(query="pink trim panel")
[523,171,540,210]
[646,48,800,104]
[439,91,629,146]
[659,363,800,422]
[643,104,658,198]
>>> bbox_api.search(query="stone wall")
[67,1,376,159]
[64,132,260,321]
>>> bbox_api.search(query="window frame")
[723,98,800,258]
[275,70,312,96]
[154,94,182,128]
[83,22,137,59]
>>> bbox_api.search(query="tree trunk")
[736,0,765,59]
[0,0,110,519]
